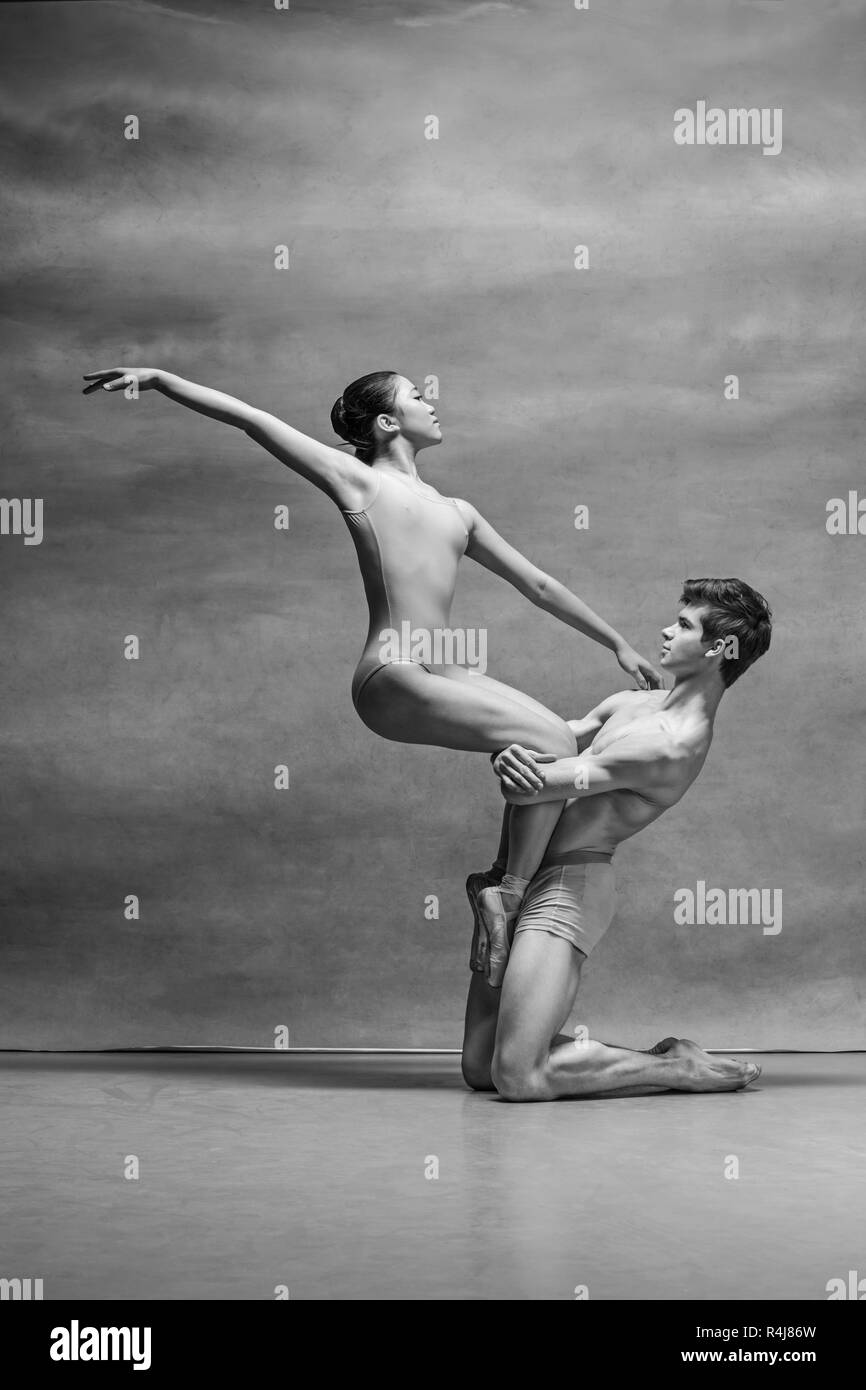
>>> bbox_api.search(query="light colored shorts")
[513,849,617,958]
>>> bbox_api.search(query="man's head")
[660,578,772,689]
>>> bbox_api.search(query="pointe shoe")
[468,883,522,988]
[465,869,503,973]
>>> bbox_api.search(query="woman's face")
[388,377,442,451]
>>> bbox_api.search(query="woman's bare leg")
[491,803,512,878]
[428,664,573,883]
[357,662,576,881]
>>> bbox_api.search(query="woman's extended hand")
[82,367,163,395]
[616,644,663,690]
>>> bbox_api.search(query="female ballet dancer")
[83,366,660,981]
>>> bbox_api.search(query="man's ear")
[705,639,726,659]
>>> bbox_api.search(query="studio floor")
[1,1051,863,1301]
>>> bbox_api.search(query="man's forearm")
[503,756,587,804]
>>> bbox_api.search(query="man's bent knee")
[462,1065,496,1092]
[494,1067,549,1103]
[491,1053,549,1102]
[461,1049,495,1092]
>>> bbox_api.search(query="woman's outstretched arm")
[82,367,373,510]
[454,498,662,690]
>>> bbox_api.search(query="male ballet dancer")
[462,577,772,1101]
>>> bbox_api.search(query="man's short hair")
[680,578,772,688]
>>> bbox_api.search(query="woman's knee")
[528,718,576,760]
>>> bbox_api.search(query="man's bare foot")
[647,1036,761,1092]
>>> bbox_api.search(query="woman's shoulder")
[450,496,477,524]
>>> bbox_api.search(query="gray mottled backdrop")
[1,0,863,1047]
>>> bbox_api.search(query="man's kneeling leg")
[491,931,584,1102]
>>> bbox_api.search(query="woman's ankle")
[499,872,531,898]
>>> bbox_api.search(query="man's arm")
[498,733,682,805]
[491,691,641,794]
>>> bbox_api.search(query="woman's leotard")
[341,469,470,708]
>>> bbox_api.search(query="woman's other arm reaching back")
[82,367,374,511]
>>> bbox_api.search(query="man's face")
[660,603,718,677]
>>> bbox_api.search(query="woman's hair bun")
[330,395,350,441]
[330,371,399,456]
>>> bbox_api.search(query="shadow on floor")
[1,1054,863,1096]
